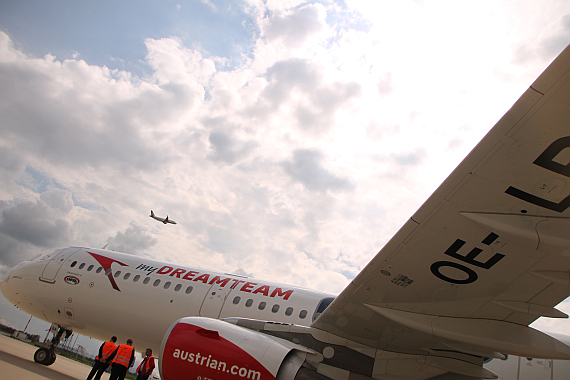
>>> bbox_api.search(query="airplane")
[2,44,570,380]
[150,210,177,225]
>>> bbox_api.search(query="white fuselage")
[4,247,570,380]
[0,247,332,353]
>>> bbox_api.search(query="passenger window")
[114,271,121,278]
[96,267,103,273]
[259,302,266,310]
[143,277,150,284]
[285,307,293,316]
[70,261,77,267]
[272,304,280,313]
[87,265,94,271]
[133,275,140,282]
[313,297,335,321]
[105,269,112,276]
[123,273,130,280]
[233,296,241,305]
[164,281,171,289]
[79,263,85,269]
[174,284,182,292]
[299,310,307,319]
[245,299,253,307]
[153,279,161,287]
[185,286,193,294]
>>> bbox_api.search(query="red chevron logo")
[87,251,129,291]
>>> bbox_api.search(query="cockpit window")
[29,248,61,261]
[313,297,335,322]
[29,252,44,261]
[36,248,64,262]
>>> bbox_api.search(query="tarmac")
[0,332,93,380]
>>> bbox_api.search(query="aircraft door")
[40,248,81,283]
[199,284,233,318]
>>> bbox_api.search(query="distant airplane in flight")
[150,210,176,224]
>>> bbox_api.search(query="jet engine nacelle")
[160,317,310,380]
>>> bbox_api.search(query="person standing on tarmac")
[136,348,155,380]
[86,336,117,380]
[106,338,135,380]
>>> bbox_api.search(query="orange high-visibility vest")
[96,341,117,360]
[112,344,134,367]
[136,355,155,375]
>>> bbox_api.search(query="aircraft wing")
[313,44,570,361]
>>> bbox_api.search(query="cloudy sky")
[1,0,570,357]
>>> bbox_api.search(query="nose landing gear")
[34,347,56,365]
[33,324,72,366]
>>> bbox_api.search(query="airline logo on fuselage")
[85,252,294,300]
[87,252,129,291]
[148,265,294,300]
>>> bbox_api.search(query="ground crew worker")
[106,338,135,380]
[87,336,117,380]
[136,348,155,380]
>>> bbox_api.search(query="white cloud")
[262,4,327,48]
[282,149,355,192]
[40,189,74,213]
[201,0,217,12]
[0,1,569,306]
[106,223,158,254]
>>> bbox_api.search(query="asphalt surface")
[0,333,93,380]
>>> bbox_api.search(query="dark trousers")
[136,375,150,380]
[87,360,109,380]
[109,363,129,380]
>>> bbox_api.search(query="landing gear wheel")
[33,347,55,365]
[45,351,56,365]
[34,347,49,363]
[33,325,69,366]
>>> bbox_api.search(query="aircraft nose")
[0,268,10,283]
[0,263,27,304]
[1,265,18,285]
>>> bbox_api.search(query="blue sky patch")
[0,0,257,76]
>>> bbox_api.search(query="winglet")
[150,210,154,217]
